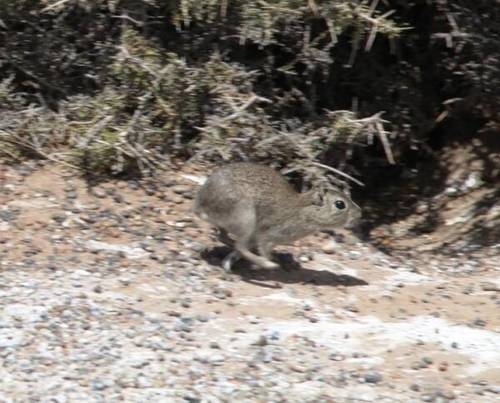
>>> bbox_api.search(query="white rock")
[0,329,25,348]
[4,304,48,323]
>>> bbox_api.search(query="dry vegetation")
[0,1,498,194]
[0,1,408,181]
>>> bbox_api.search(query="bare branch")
[311,162,365,187]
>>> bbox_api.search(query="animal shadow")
[201,246,368,288]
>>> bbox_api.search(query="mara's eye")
[335,200,346,210]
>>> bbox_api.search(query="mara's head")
[308,188,361,229]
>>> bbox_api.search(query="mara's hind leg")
[217,228,234,247]
[234,233,278,271]
[257,240,274,263]
[235,239,279,270]
[216,228,241,271]
[219,229,266,271]
[220,204,278,270]
[221,250,241,272]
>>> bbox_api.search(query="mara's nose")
[346,205,362,228]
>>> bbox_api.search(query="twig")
[365,25,378,51]
[41,0,71,13]
[368,0,380,17]
[375,121,395,164]
[220,0,229,18]
[111,14,144,27]
[220,94,271,122]
[345,30,361,67]
[0,144,22,161]
[77,115,114,148]
[1,132,80,169]
[308,0,320,16]
[311,162,365,187]
[117,46,157,77]
[324,17,338,44]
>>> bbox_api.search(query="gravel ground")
[0,162,499,403]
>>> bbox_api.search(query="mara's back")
[208,163,295,195]
[195,163,303,218]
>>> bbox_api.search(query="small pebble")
[254,335,268,346]
[322,241,337,254]
[485,385,500,394]
[480,282,499,292]
[91,187,107,198]
[472,318,487,327]
[364,371,383,384]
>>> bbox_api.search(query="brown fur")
[194,163,361,270]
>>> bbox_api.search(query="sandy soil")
[0,161,499,402]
